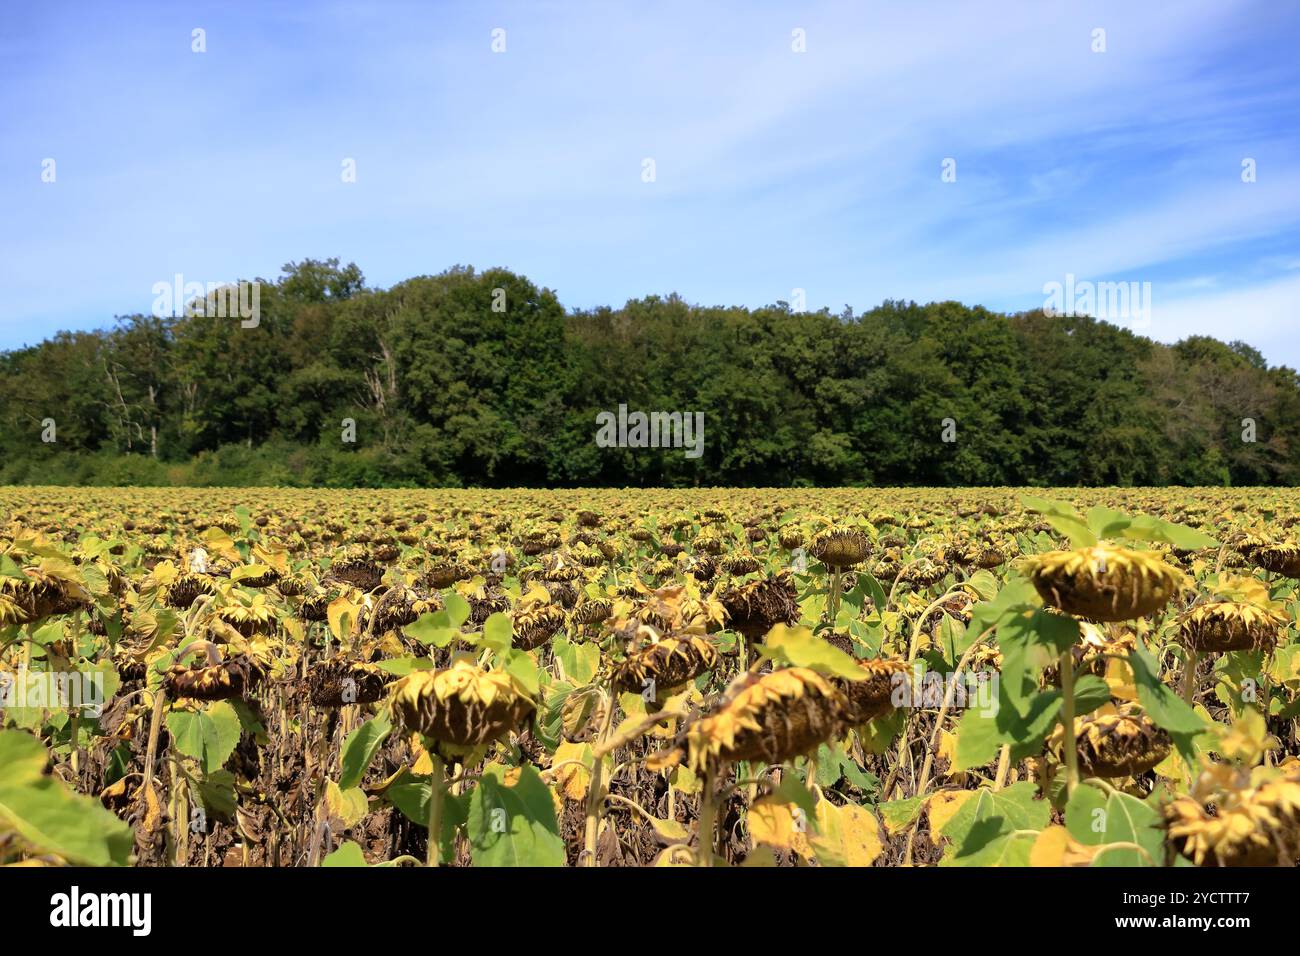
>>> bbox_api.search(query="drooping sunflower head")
[720,553,763,576]
[1051,709,1171,778]
[540,551,585,582]
[163,572,216,609]
[423,559,475,590]
[308,658,388,707]
[389,657,535,757]
[970,545,1006,569]
[897,557,949,589]
[215,595,278,637]
[809,527,871,569]
[778,528,805,551]
[165,655,261,701]
[612,633,718,699]
[651,667,847,774]
[837,657,910,725]
[0,591,28,626]
[511,603,567,650]
[693,533,724,556]
[1165,762,1300,866]
[1178,600,1287,654]
[296,588,334,623]
[718,574,800,640]
[467,587,511,625]
[0,566,85,621]
[326,546,385,592]
[1020,543,1186,622]
[369,583,441,634]
[1246,541,1300,578]
[572,598,612,627]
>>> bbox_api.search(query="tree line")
[1,258,1296,488]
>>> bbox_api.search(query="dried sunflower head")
[719,574,799,641]
[0,566,85,620]
[629,582,726,635]
[650,667,847,774]
[1165,762,1300,866]
[1020,544,1185,622]
[297,588,334,622]
[837,657,909,725]
[1052,709,1171,778]
[390,658,535,757]
[778,528,805,550]
[809,527,871,569]
[720,553,763,576]
[1178,600,1287,654]
[511,604,566,650]
[215,595,278,637]
[276,573,310,598]
[897,558,949,590]
[540,552,584,582]
[326,547,384,592]
[370,584,440,634]
[612,633,718,698]
[0,592,29,625]
[234,564,281,589]
[970,545,1006,570]
[1245,541,1300,578]
[693,534,724,556]
[308,658,388,707]
[423,560,474,590]
[164,572,216,610]
[468,588,511,625]
[165,655,261,701]
[572,598,612,627]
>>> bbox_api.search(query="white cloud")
[1154,274,1300,367]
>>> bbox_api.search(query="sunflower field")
[3,486,1300,868]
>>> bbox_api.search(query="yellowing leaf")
[409,734,434,775]
[648,817,689,843]
[201,527,241,562]
[926,789,975,836]
[323,782,369,829]
[938,730,959,776]
[251,542,290,575]
[808,799,883,867]
[761,624,865,680]
[668,764,698,794]
[327,596,361,643]
[1105,656,1137,702]
[748,797,805,853]
[1029,824,1070,867]
[653,844,696,867]
[552,741,592,801]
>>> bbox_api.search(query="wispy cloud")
[1,0,1297,365]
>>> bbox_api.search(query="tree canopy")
[2,258,1295,488]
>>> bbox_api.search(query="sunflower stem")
[426,754,446,867]
[697,769,717,867]
[827,569,843,625]
[581,687,616,866]
[993,743,1011,791]
[1182,649,1199,706]
[142,687,167,791]
[69,712,81,778]
[1059,647,1079,799]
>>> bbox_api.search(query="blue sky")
[2,0,1298,365]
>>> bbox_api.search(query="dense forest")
[1,258,1296,488]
